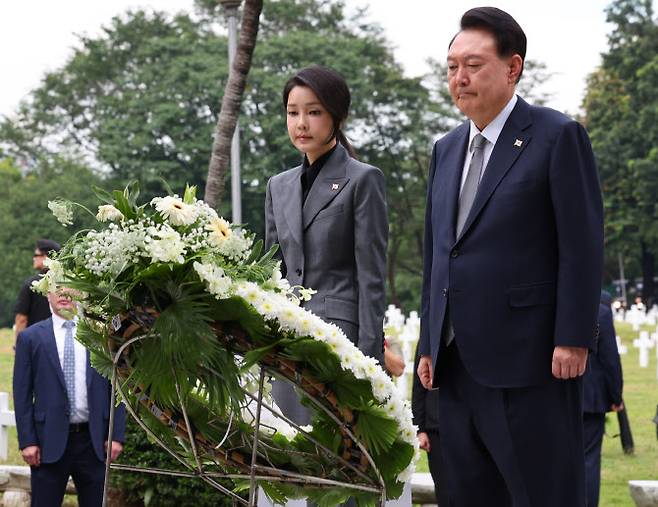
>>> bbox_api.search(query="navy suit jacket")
[418,96,604,387]
[13,318,126,464]
[583,300,623,413]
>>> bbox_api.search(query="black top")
[14,273,51,326]
[300,143,337,203]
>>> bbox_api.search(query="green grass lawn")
[2,322,657,506]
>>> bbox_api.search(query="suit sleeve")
[13,331,37,449]
[353,167,388,365]
[549,121,604,349]
[597,304,623,406]
[264,177,285,274]
[418,143,438,357]
[411,343,427,432]
[111,397,127,443]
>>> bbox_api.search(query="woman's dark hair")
[454,7,527,82]
[282,65,356,158]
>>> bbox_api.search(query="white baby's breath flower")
[153,196,197,226]
[48,200,73,226]
[31,275,50,296]
[96,204,124,222]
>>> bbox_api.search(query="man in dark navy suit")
[583,291,623,507]
[416,7,603,507]
[13,288,126,507]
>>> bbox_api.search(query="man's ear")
[508,54,523,83]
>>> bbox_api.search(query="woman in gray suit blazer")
[264,65,388,425]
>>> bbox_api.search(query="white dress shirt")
[51,313,89,423]
[460,94,518,191]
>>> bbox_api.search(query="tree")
[0,156,104,327]
[0,11,229,200]
[582,0,658,302]
[205,0,264,208]
[0,0,557,312]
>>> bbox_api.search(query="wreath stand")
[99,310,387,507]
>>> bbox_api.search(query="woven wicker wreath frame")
[99,308,388,507]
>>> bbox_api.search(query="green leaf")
[245,239,263,264]
[260,481,289,506]
[183,184,197,204]
[354,407,399,456]
[112,189,135,220]
[258,243,280,265]
[91,185,115,205]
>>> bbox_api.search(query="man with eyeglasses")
[14,239,61,340]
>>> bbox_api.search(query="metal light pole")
[219,0,243,223]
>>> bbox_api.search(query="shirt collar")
[468,94,518,149]
[51,311,77,330]
[301,143,337,172]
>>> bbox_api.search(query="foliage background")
[0,0,591,328]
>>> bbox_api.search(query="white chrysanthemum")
[96,204,124,222]
[144,225,186,264]
[152,196,197,226]
[48,200,74,226]
[206,217,232,247]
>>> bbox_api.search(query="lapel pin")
[331,183,339,191]
[514,139,523,147]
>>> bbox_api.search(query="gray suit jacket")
[265,143,388,365]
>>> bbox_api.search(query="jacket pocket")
[508,281,556,307]
[314,204,344,222]
[325,295,358,324]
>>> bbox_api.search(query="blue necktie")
[63,320,76,417]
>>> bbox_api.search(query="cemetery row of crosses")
[384,301,658,391]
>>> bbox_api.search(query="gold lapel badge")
[331,183,339,191]
[514,139,523,147]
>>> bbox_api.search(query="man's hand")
[417,355,433,389]
[417,431,431,452]
[551,346,588,379]
[105,440,123,462]
[611,402,624,412]
[21,445,40,467]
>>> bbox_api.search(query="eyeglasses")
[33,253,46,258]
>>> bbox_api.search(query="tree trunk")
[204,0,264,208]
[640,241,656,306]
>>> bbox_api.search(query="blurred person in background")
[14,239,61,339]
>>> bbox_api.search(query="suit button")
[451,249,459,258]
[295,268,302,276]
[442,288,448,297]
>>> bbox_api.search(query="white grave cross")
[633,331,654,368]
[0,392,16,460]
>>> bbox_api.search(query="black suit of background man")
[583,291,624,507]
